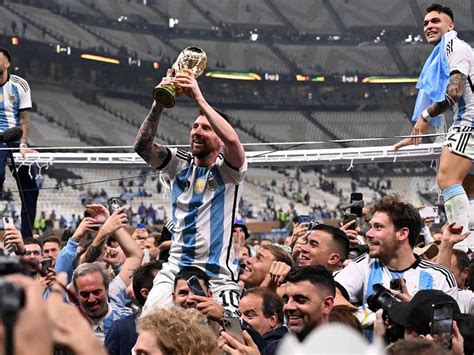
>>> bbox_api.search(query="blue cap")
[137,223,146,229]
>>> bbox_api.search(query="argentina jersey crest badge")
[194,178,206,194]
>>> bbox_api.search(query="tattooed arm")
[134,102,170,169]
[394,73,467,150]
[426,72,467,117]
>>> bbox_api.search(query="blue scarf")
[412,31,457,128]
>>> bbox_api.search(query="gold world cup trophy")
[153,47,207,108]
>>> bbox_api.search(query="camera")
[0,278,25,316]
[0,252,28,334]
[0,251,34,276]
[367,284,404,343]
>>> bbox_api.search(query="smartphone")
[83,211,101,232]
[350,193,363,217]
[187,275,207,297]
[298,215,311,224]
[221,317,244,343]
[389,278,406,291]
[342,213,358,231]
[108,197,124,214]
[3,217,14,230]
[431,301,454,349]
[419,206,440,223]
[2,217,16,251]
[40,258,53,276]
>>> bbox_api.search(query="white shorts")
[142,261,242,315]
[443,125,474,160]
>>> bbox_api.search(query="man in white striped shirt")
[0,47,38,237]
[135,70,246,314]
[334,195,458,306]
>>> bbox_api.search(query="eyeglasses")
[25,250,42,256]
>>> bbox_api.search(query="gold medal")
[9,95,15,104]
[0,94,3,102]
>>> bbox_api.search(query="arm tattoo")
[446,73,467,102]
[134,105,165,162]
[84,244,104,263]
[427,73,467,117]
[19,111,30,143]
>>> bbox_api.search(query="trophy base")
[153,86,176,108]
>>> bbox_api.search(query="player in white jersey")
[0,47,38,238]
[395,4,474,248]
[334,195,458,305]
[135,69,247,313]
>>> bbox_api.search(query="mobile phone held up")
[108,197,124,215]
[221,317,244,343]
[187,275,207,297]
[431,301,454,349]
[40,258,53,276]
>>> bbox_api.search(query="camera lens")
[367,283,400,313]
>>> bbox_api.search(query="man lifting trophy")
[153,47,207,108]
[135,46,247,312]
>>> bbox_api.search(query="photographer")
[374,289,464,354]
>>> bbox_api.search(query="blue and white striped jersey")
[334,253,458,305]
[160,147,247,283]
[93,275,133,342]
[0,74,31,132]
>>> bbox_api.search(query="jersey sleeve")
[217,156,247,185]
[433,265,459,300]
[159,148,191,178]
[108,274,128,308]
[334,256,367,304]
[18,79,32,110]
[447,40,471,76]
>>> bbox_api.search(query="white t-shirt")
[456,289,474,315]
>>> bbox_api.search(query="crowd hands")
[0,195,472,354]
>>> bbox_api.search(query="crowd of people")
[0,191,473,354]
[0,2,473,354]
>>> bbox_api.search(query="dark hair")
[284,265,336,297]
[133,261,163,307]
[329,305,362,334]
[174,266,210,290]
[262,244,294,268]
[452,249,470,273]
[243,287,285,325]
[24,238,42,249]
[0,48,11,62]
[369,195,422,248]
[469,260,474,291]
[426,3,454,21]
[456,313,474,355]
[387,339,448,355]
[42,236,62,247]
[198,107,229,122]
[312,224,350,262]
[148,232,161,247]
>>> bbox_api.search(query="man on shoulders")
[135,69,247,313]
